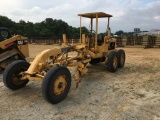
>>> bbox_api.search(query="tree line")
[0,15,89,38]
[0,15,134,38]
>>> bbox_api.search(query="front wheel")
[3,60,29,90]
[42,66,71,104]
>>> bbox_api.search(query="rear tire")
[107,51,118,72]
[117,49,125,68]
[42,66,71,104]
[3,60,29,90]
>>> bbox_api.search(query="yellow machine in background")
[3,12,125,104]
[0,27,29,70]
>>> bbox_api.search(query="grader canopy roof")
[78,12,112,18]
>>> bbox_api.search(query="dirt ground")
[0,44,160,120]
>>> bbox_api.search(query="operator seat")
[97,35,104,45]
[0,27,11,42]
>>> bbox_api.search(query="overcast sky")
[0,0,160,33]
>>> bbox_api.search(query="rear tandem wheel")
[107,51,118,72]
[117,49,125,68]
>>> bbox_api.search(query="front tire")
[3,60,29,90]
[42,66,71,104]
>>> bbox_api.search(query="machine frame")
[3,12,125,104]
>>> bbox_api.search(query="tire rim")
[113,56,117,68]
[120,53,125,65]
[12,67,26,85]
[53,75,67,95]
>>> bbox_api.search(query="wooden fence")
[28,36,160,48]
[28,37,80,45]
[115,35,160,48]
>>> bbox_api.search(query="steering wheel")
[89,30,96,39]
[89,30,96,34]
[87,30,96,47]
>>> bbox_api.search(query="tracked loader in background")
[3,12,125,104]
[0,27,29,71]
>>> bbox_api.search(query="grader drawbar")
[3,12,125,104]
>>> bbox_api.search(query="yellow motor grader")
[3,12,125,104]
[0,27,29,70]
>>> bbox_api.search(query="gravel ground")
[0,45,160,120]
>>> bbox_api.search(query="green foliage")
[0,15,89,38]
[114,30,134,36]
[0,16,15,28]
[115,30,124,36]
[0,15,133,38]
[124,32,134,36]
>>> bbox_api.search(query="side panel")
[0,35,29,69]
[18,44,29,57]
[0,35,28,49]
